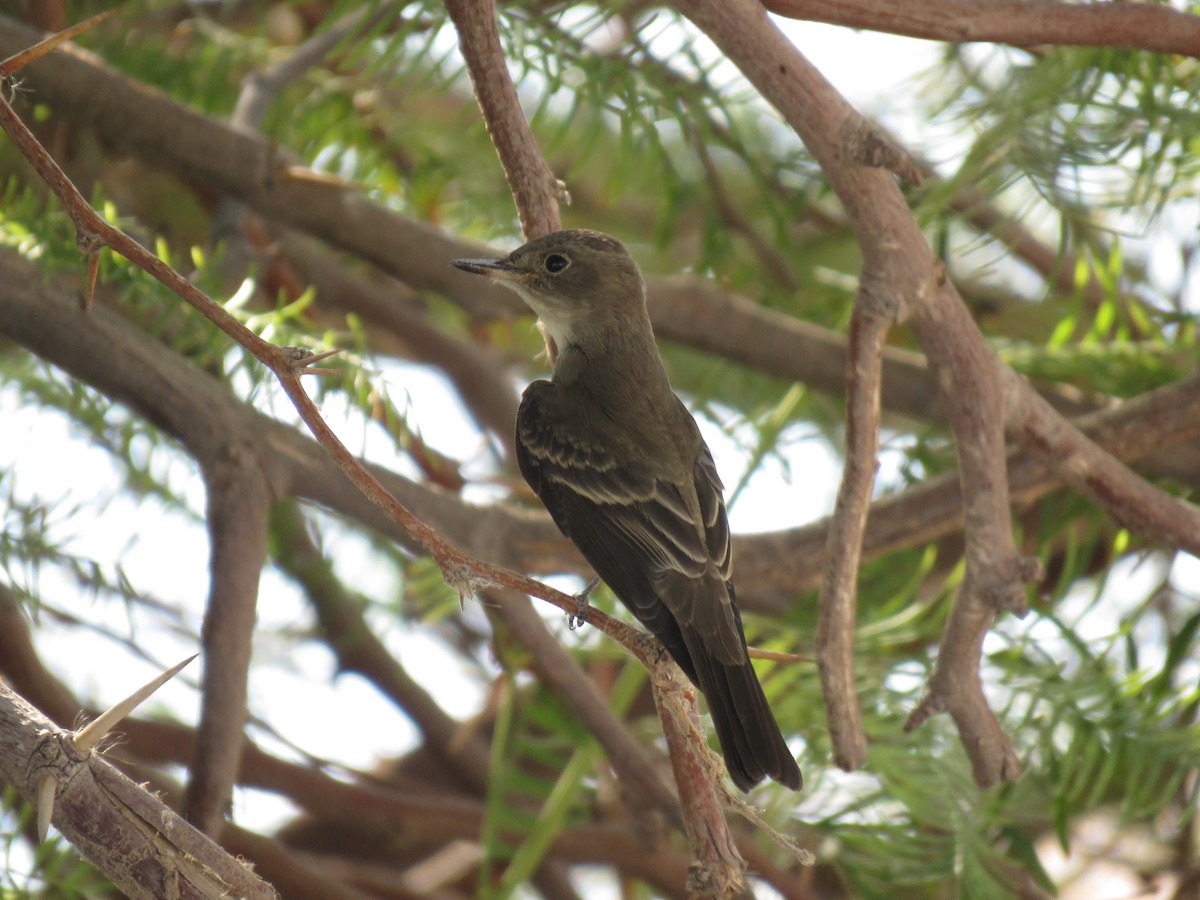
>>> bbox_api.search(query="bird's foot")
[568,576,600,630]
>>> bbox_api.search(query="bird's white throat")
[537,311,575,358]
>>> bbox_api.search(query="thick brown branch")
[185,462,272,834]
[445,0,563,238]
[0,682,276,900]
[1005,375,1200,554]
[762,0,1200,59]
[904,555,1041,785]
[673,0,1029,786]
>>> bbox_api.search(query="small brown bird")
[454,229,801,791]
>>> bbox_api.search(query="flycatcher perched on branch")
[454,229,801,792]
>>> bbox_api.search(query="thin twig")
[0,9,115,77]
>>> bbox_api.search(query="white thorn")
[36,774,56,842]
[73,654,198,754]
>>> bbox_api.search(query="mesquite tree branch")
[673,0,1200,786]
[445,0,564,238]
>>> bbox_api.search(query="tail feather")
[686,635,802,792]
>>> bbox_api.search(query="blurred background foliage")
[1,1,1198,898]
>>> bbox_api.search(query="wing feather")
[517,380,799,790]
[518,381,741,659]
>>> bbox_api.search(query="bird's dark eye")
[544,253,570,273]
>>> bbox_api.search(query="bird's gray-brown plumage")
[453,229,801,792]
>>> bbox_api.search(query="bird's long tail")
[687,640,803,792]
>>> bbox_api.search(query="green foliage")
[478,672,603,897]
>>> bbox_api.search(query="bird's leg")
[569,576,601,630]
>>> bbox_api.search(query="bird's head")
[453,229,645,358]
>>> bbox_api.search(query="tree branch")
[672,0,1033,785]
[445,0,564,238]
[1005,376,1200,553]
[669,0,1200,786]
[185,461,272,834]
[3,244,1198,616]
[816,305,886,771]
[0,681,277,900]
[762,0,1200,59]
[9,9,1199,490]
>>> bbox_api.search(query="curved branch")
[672,0,1033,787]
[672,0,1199,786]
[763,0,1200,59]
[1005,377,1200,552]
[816,306,885,771]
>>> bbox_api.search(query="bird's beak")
[452,257,518,280]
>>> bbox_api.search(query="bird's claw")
[568,576,600,630]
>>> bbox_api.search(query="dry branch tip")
[903,691,947,733]
[0,10,119,78]
[725,786,816,867]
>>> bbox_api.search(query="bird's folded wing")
[517,383,742,659]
